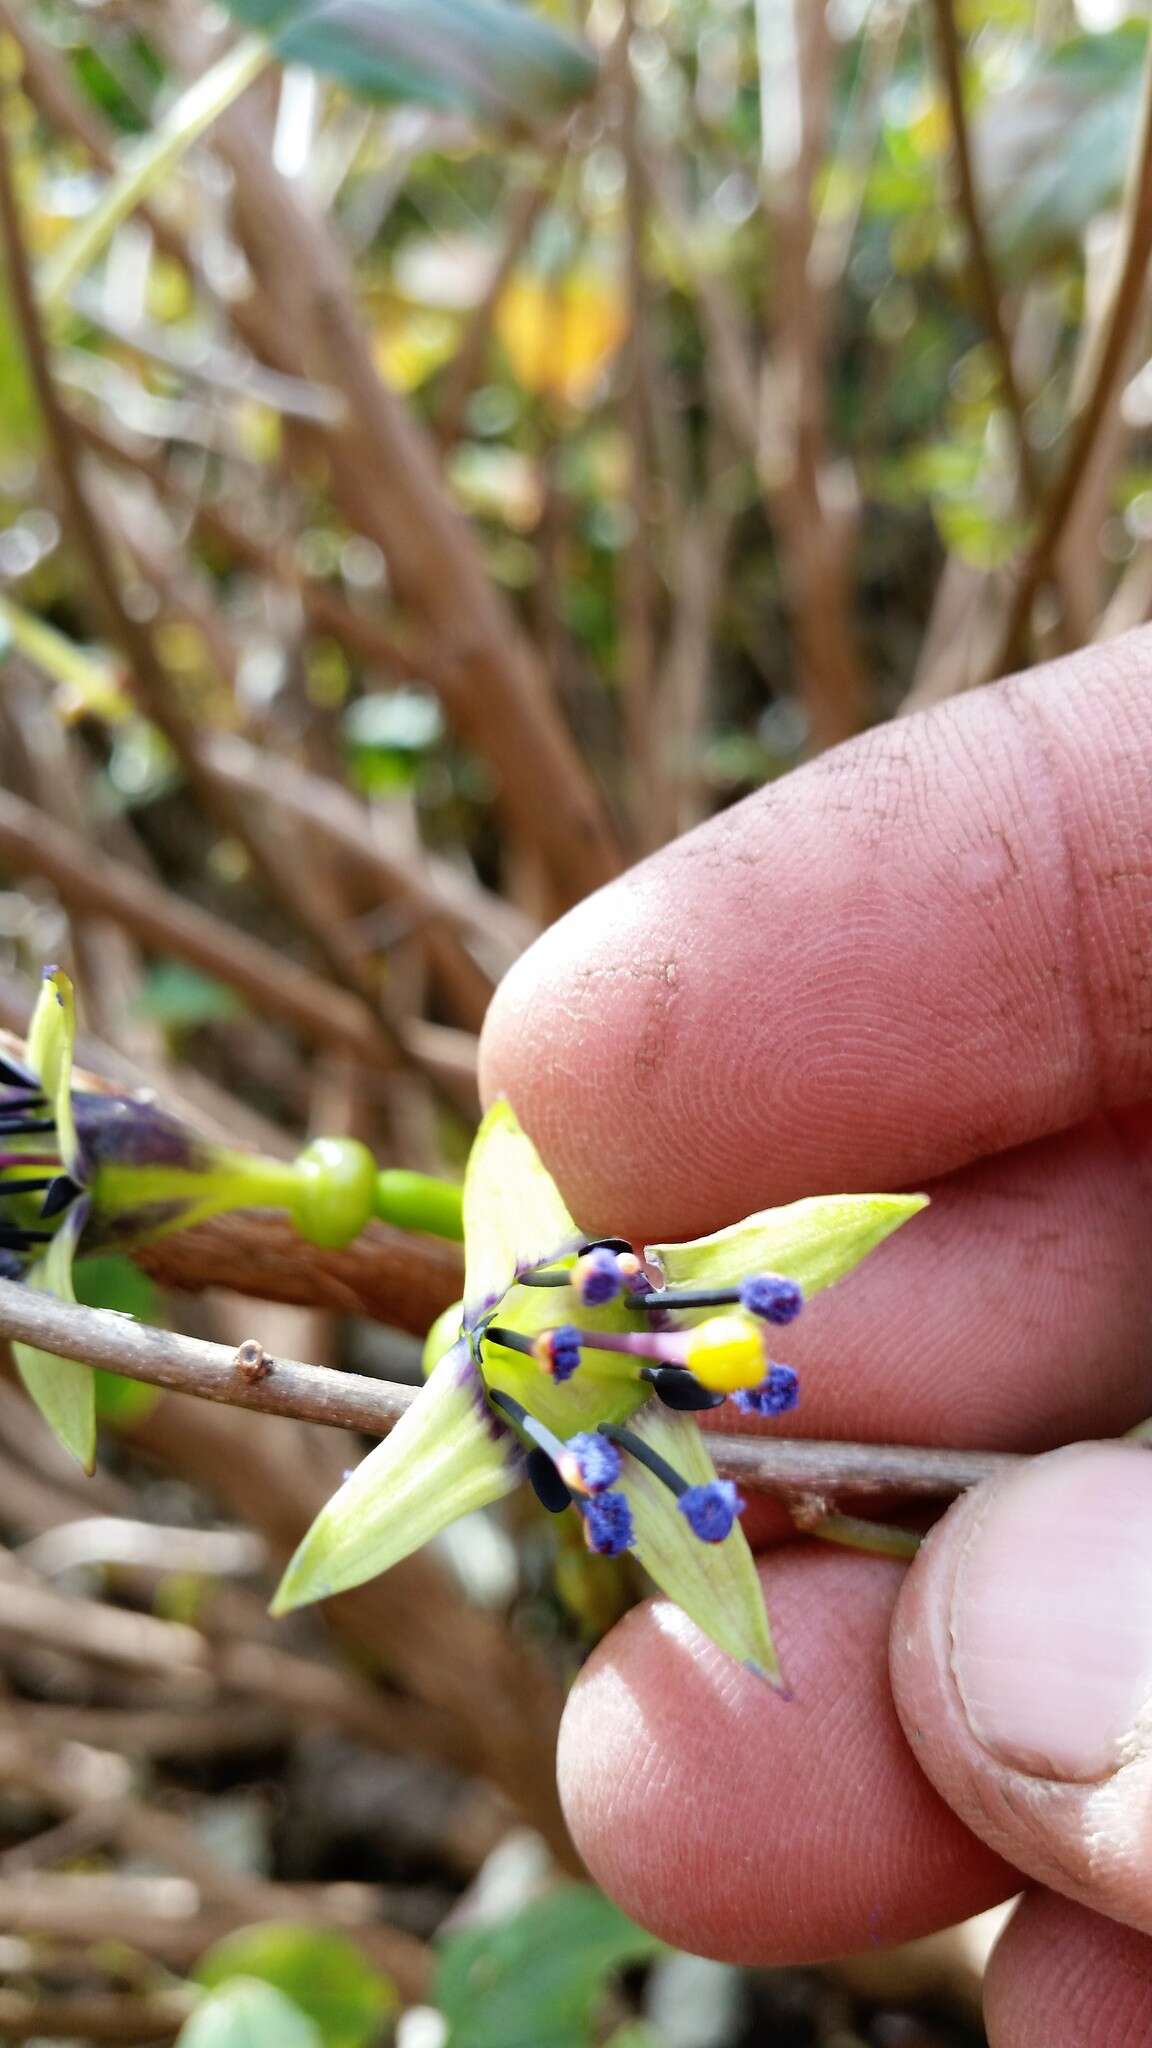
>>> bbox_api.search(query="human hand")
[480,631,1152,2043]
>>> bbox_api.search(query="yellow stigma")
[683,1315,766,1393]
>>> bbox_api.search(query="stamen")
[599,1422,746,1543]
[516,1268,572,1288]
[579,1491,634,1556]
[485,1323,583,1381]
[556,1431,622,1496]
[633,1274,803,1325]
[678,1480,745,1543]
[489,1389,620,1507]
[525,1446,573,1514]
[571,1245,638,1306]
[640,1365,726,1412]
[0,1225,53,1249]
[0,1055,37,1087]
[732,1363,800,1417]
[0,1115,55,1135]
[40,1174,82,1219]
[483,1326,536,1356]
[0,1178,57,1198]
[738,1276,804,1325]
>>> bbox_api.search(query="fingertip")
[557,1549,1012,1964]
[985,1892,1152,2047]
[891,1445,1152,1932]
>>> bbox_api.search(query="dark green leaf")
[434,1885,663,2048]
[74,1256,161,1426]
[219,0,597,132]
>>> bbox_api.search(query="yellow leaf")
[496,269,628,406]
[374,310,459,392]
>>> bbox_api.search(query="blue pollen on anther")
[574,1245,623,1306]
[560,1430,621,1495]
[739,1274,804,1324]
[581,1490,635,1556]
[539,1324,582,1382]
[678,1480,745,1543]
[733,1363,800,1416]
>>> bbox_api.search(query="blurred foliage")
[0,0,1146,2041]
[195,1922,397,2046]
[433,1885,664,2048]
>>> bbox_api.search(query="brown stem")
[758,0,867,750]
[436,170,557,448]
[0,784,478,1109]
[0,1989,195,2044]
[0,97,444,1099]
[0,1278,1015,1500]
[136,1208,462,1334]
[992,28,1152,674]
[215,113,623,906]
[927,0,1040,510]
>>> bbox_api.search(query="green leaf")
[195,1924,396,2048]
[219,0,597,132]
[648,1192,927,1322]
[975,28,1147,269]
[271,1342,518,1613]
[434,1885,663,2048]
[176,1979,322,2048]
[14,1206,95,1472]
[618,1407,779,1683]
[462,1100,581,1322]
[73,1253,158,1323]
[73,1255,161,1426]
[133,961,242,1031]
[25,965,79,1176]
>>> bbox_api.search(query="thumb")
[890,1442,1152,1933]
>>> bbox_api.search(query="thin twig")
[927,0,1040,511]
[0,1988,194,2044]
[136,1205,463,1331]
[992,27,1152,674]
[0,99,450,1099]
[436,170,556,447]
[0,1870,427,1989]
[215,110,624,906]
[0,784,479,1108]
[755,0,867,750]
[0,1278,1014,1499]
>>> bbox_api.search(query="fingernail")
[950,1444,1152,1782]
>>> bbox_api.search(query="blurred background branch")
[0,0,1147,2038]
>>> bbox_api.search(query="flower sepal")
[270,1342,521,1614]
[615,1404,781,1684]
[647,1191,928,1320]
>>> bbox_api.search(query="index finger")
[481,633,1152,1239]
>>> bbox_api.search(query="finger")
[890,1444,1152,1937]
[557,1548,1013,1964]
[711,1110,1152,1451]
[481,635,1152,1238]
[984,1892,1152,2047]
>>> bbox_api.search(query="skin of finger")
[701,1110,1152,1453]
[890,1452,1152,1934]
[984,1892,1152,2048]
[556,1549,1014,1964]
[481,636,1152,1240]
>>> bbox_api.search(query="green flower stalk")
[0,967,463,1469]
[272,1100,928,1681]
